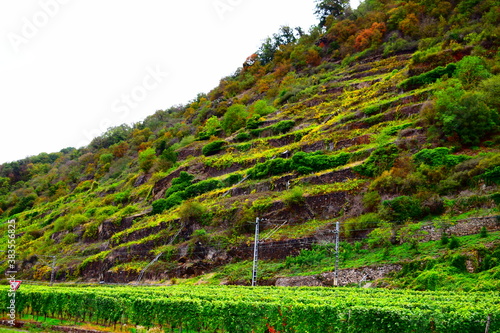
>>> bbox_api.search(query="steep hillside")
[1,0,499,288]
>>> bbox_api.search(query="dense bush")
[292,151,351,174]
[247,158,294,179]
[152,172,196,214]
[434,80,499,145]
[235,132,251,142]
[114,190,131,205]
[99,153,114,164]
[62,233,78,245]
[202,140,226,156]
[481,166,500,185]
[283,186,305,206]
[247,151,352,179]
[367,222,393,248]
[165,172,194,198]
[152,171,229,214]
[9,194,37,216]
[413,147,470,167]
[235,143,252,151]
[224,174,243,187]
[178,201,208,222]
[152,198,168,215]
[184,179,223,199]
[152,193,184,215]
[400,63,457,90]
[54,214,88,232]
[354,145,399,177]
[197,116,222,140]
[380,196,426,222]
[249,128,264,137]
[448,236,460,249]
[159,147,178,164]
[285,247,327,268]
[272,120,295,134]
[246,115,263,130]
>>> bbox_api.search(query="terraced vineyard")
[0,0,499,288]
[2,285,499,332]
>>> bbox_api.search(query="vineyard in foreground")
[1,285,499,332]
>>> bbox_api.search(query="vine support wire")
[136,223,184,284]
[260,220,288,242]
[37,255,57,286]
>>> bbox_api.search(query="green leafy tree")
[138,148,156,173]
[90,124,132,149]
[221,104,248,134]
[314,0,350,27]
[198,116,222,140]
[252,100,276,116]
[160,147,178,164]
[273,25,297,46]
[479,74,500,111]
[10,194,37,216]
[367,222,393,248]
[397,222,428,251]
[258,37,277,65]
[257,26,300,64]
[435,80,499,145]
[455,56,492,89]
[99,153,114,165]
[0,177,10,196]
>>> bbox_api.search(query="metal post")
[50,256,56,286]
[334,221,340,286]
[251,217,260,287]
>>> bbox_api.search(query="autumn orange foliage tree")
[354,22,387,51]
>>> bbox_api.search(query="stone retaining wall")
[420,216,500,242]
[275,264,402,287]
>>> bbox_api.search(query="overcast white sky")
[0,0,360,164]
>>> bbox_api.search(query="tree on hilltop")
[314,0,350,27]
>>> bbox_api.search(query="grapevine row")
[2,285,498,332]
